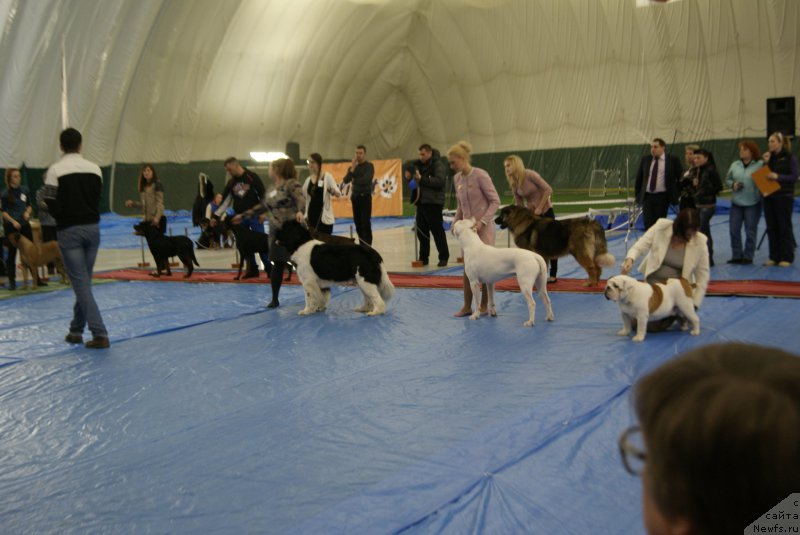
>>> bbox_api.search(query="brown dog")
[495,205,615,286]
[7,232,69,289]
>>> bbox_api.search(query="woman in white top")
[302,152,341,235]
[622,207,710,309]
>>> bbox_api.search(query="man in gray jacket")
[406,144,449,266]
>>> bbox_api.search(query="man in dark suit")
[635,138,682,230]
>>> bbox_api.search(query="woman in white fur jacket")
[303,152,341,235]
[621,208,710,309]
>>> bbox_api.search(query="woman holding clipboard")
[762,132,798,267]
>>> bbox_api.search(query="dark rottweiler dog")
[198,216,232,249]
[224,219,271,281]
[133,222,199,278]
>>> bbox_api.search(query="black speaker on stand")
[285,141,300,164]
[766,97,795,138]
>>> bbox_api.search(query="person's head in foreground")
[619,342,800,534]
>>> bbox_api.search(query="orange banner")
[328,159,403,217]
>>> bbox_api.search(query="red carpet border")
[94,269,800,299]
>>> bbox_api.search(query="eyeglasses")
[618,425,646,476]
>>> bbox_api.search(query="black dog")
[198,216,232,249]
[133,222,199,278]
[224,219,271,280]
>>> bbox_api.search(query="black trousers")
[764,195,795,263]
[642,192,670,230]
[416,203,449,263]
[351,193,373,245]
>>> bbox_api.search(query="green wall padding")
[6,138,790,220]
[1,166,112,216]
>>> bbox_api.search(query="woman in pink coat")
[447,140,501,317]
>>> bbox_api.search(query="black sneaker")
[740,258,753,265]
[727,258,743,264]
[8,281,16,291]
[267,299,280,309]
[437,260,448,267]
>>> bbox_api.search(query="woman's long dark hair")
[693,149,716,170]
[137,164,160,193]
[673,208,701,241]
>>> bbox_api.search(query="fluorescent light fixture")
[636,0,683,6]
[250,151,289,162]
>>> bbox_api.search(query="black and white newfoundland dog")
[275,221,395,315]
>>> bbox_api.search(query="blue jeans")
[57,224,107,338]
[697,205,716,262]
[728,202,761,261]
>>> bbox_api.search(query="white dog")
[604,274,700,342]
[453,218,554,327]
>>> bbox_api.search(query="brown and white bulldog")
[604,274,699,342]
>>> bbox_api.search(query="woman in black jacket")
[762,132,799,267]
[691,149,723,266]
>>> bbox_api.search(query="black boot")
[268,261,284,308]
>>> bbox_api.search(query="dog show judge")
[635,138,682,230]
[42,127,109,349]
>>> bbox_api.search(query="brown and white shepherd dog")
[495,205,615,286]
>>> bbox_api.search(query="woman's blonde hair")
[447,140,472,163]
[769,131,792,152]
[503,155,526,190]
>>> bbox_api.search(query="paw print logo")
[376,174,398,199]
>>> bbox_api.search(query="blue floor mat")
[1,282,798,533]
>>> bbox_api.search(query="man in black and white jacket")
[42,127,109,349]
